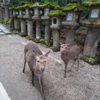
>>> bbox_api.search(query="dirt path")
[0,34,100,100]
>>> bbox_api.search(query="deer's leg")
[23,57,26,73]
[39,76,45,100]
[41,75,45,100]
[77,58,80,71]
[32,72,34,86]
[69,59,76,71]
[64,62,68,78]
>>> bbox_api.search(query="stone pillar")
[3,9,5,18]
[20,19,26,34]
[5,6,10,20]
[36,20,41,39]
[27,20,34,38]
[83,29,100,58]
[3,0,5,3]
[1,9,3,18]
[53,29,60,47]
[14,18,20,30]
[45,20,51,40]
[9,9,12,19]
[65,29,75,45]
[0,9,1,18]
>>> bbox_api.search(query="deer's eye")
[37,61,39,62]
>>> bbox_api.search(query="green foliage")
[48,10,66,17]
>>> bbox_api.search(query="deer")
[23,42,50,100]
[60,43,82,78]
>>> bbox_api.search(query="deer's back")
[26,50,36,71]
[24,42,42,55]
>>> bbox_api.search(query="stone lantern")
[41,2,55,40]
[62,0,83,45]
[17,5,27,36]
[81,0,100,62]
[48,8,66,48]
[0,5,4,24]
[12,7,20,32]
[6,7,13,31]
[23,4,34,39]
[31,2,43,40]
[2,0,11,21]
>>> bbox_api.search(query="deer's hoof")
[64,75,66,78]
[23,70,25,73]
[68,69,72,72]
[43,97,45,100]
[32,83,34,86]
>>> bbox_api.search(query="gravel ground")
[0,34,100,100]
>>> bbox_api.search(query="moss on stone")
[42,2,55,8]
[75,36,81,42]
[11,6,16,10]
[80,56,95,65]
[4,19,9,25]
[40,39,50,45]
[55,5,61,10]
[16,4,32,10]
[30,2,43,8]
[51,46,60,52]
[48,10,66,17]
[7,20,13,26]
[0,18,4,24]
[33,38,40,43]
[12,15,17,18]
[0,0,3,2]
[61,3,83,12]
[83,0,100,7]
[18,32,27,37]
[25,36,34,40]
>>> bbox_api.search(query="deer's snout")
[41,68,45,71]
[61,49,66,53]
[62,50,66,53]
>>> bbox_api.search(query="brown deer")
[60,44,81,78]
[23,42,50,100]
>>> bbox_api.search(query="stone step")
[0,32,5,35]
[0,24,11,34]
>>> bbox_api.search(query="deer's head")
[34,51,50,72]
[60,44,70,53]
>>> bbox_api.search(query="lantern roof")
[83,0,100,7]
[48,10,66,17]
[30,2,43,8]
[61,3,83,12]
[42,2,55,8]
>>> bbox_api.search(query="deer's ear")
[33,50,38,56]
[45,51,50,57]
[59,42,62,46]
[67,44,70,47]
